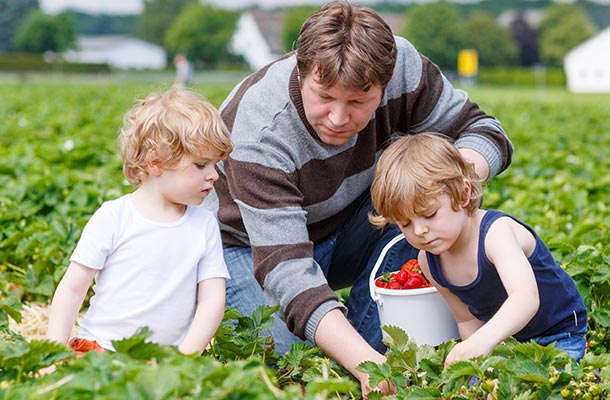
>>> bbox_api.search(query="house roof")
[497,9,546,29]
[247,10,405,56]
[565,25,610,61]
[249,10,285,54]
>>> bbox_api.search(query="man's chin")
[318,132,354,147]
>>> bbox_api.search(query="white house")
[64,35,167,70]
[231,10,284,70]
[564,26,610,93]
[231,10,404,71]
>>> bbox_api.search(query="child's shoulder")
[188,205,220,225]
[90,194,132,220]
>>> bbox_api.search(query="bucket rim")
[374,285,438,296]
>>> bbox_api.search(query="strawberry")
[401,259,419,273]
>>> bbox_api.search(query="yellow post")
[458,49,478,78]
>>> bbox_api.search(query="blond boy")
[46,89,232,359]
[371,133,587,364]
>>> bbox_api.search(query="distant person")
[370,133,588,364]
[173,53,193,88]
[203,1,512,397]
[45,89,232,366]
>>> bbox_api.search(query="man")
[204,1,512,396]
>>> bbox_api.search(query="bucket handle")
[368,233,406,302]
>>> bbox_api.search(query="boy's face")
[300,71,382,146]
[156,149,221,206]
[396,194,469,255]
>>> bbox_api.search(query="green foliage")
[137,0,197,46]
[165,4,239,68]
[282,7,319,54]
[0,0,38,52]
[538,3,597,67]
[0,306,358,398]
[478,66,565,87]
[0,53,110,73]
[355,327,609,399]
[464,11,517,67]
[401,1,466,71]
[69,11,137,36]
[2,78,610,398]
[12,10,77,53]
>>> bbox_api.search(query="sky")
[38,0,350,14]
[37,0,610,15]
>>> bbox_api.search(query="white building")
[64,35,167,70]
[230,10,404,70]
[231,10,284,70]
[564,26,610,93]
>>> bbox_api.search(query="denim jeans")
[533,324,588,362]
[223,193,419,355]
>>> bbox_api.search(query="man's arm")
[315,309,392,398]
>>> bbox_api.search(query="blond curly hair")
[370,132,484,228]
[118,89,232,186]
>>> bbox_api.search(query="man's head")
[295,2,397,146]
[118,89,232,186]
[296,0,397,91]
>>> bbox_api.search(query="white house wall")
[106,40,166,70]
[231,13,277,70]
[565,27,610,93]
[65,36,167,70]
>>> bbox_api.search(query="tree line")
[0,0,600,70]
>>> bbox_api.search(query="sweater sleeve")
[224,141,345,342]
[391,37,513,178]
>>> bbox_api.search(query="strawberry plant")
[1,79,610,397]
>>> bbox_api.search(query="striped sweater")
[203,36,513,343]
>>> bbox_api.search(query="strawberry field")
[1,77,609,399]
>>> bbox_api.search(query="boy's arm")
[417,252,483,339]
[445,218,539,364]
[47,261,97,345]
[178,277,226,355]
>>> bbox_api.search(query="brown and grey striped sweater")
[203,36,513,343]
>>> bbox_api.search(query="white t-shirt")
[71,194,229,350]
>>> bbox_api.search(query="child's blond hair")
[118,89,232,186]
[370,132,483,227]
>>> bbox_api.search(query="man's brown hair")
[296,0,397,91]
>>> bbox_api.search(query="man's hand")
[314,309,396,398]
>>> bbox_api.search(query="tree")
[137,0,196,46]
[509,12,539,67]
[464,11,517,67]
[165,4,239,67]
[0,0,39,52]
[282,7,318,54]
[12,10,76,53]
[401,1,466,71]
[538,4,596,68]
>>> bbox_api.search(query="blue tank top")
[426,210,587,341]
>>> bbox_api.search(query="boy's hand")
[444,336,494,366]
[37,364,57,376]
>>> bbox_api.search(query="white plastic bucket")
[369,234,459,346]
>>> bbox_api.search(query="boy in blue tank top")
[369,133,587,363]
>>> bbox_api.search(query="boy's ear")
[146,149,163,176]
[461,178,472,207]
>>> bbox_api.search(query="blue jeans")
[533,324,588,362]
[223,194,419,354]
